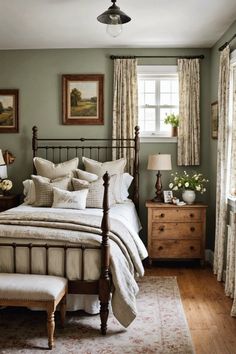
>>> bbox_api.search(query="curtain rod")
[110,54,204,60]
[219,33,236,51]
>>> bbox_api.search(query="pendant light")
[97,0,131,37]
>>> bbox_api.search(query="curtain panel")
[177,59,200,166]
[229,65,236,195]
[112,59,138,173]
[213,45,230,282]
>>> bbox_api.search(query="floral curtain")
[112,59,138,173]
[229,65,236,195]
[225,212,236,316]
[177,59,200,166]
[213,45,230,282]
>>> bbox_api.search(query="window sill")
[227,195,236,212]
[140,136,178,143]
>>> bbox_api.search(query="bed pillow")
[32,175,72,207]
[72,177,116,209]
[33,157,79,180]
[52,187,88,210]
[82,157,126,177]
[23,179,36,205]
[113,173,134,202]
[74,169,98,183]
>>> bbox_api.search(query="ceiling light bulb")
[106,23,122,37]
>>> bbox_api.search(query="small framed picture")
[0,89,19,133]
[211,101,218,139]
[163,190,173,203]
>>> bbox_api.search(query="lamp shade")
[147,154,172,171]
[0,149,5,166]
[97,0,131,25]
[0,165,7,179]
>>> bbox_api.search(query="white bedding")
[0,201,147,323]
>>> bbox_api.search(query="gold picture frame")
[62,74,104,125]
[0,89,19,133]
[211,101,218,139]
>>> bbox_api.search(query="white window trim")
[138,65,178,143]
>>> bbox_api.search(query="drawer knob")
[158,246,163,250]
[159,227,165,232]
[160,213,165,218]
[190,227,195,232]
[190,213,194,218]
[190,246,195,250]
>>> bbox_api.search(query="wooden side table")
[0,194,21,212]
[146,201,207,264]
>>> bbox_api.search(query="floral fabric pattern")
[229,65,236,195]
[112,59,138,173]
[177,58,200,166]
[214,45,230,281]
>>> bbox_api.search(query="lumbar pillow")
[32,175,72,207]
[23,179,36,205]
[82,157,126,177]
[74,169,98,183]
[52,187,88,210]
[72,177,116,208]
[33,157,79,180]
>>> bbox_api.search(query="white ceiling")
[0,0,235,49]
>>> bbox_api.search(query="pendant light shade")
[97,0,131,37]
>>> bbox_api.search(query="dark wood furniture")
[0,194,20,212]
[0,125,140,335]
[146,202,207,264]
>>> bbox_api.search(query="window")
[138,66,179,137]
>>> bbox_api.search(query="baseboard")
[205,249,214,266]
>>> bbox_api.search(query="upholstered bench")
[0,273,68,350]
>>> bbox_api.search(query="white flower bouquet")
[0,179,13,193]
[169,171,208,194]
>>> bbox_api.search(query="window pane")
[145,120,155,131]
[138,80,144,92]
[160,93,171,105]
[145,80,155,92]
[171,80,179,92]
[171,93,179,106]
[160,120,171,132]
[160,108,171,122]
[139,108,145,120]
[160,80,171,92]
[145,93,155,105]
[145,108,155,120]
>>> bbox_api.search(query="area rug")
[0,276,195,354]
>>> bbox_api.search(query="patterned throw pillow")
[33,157,79,180]
[52,187,88,210]
[72,177,116,209]
[82,157,126,177]
[32,175,72,207]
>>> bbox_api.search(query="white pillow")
[72,177,116,209]
[33,157,79,180]
[113,173,134,203]
[52,187,88,210]
[74,169,98,182]
[23,179,36,205]
[82,157,126,177]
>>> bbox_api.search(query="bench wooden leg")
[60,294,66,328]
[47,308,55,350]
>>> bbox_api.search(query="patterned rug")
[0,276,194,354]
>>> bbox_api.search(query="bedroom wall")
[208,20,236,250]
[0,47,211,245]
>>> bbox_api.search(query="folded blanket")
[0,209,147,327]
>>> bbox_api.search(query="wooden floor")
[145,263,236,354]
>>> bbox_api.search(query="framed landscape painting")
[0,89,19,133]
[62,74,104,125]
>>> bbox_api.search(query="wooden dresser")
[146,201,207,263]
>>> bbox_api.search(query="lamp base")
[151,194,164,203]
[152,171,164,203]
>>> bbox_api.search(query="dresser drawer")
[151,222,202,239]
[152,208,202,222]
[150,239,201,259]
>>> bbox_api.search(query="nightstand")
[0,194,20,212]
[146,201,207,264]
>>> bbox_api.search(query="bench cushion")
[0,274,67,301]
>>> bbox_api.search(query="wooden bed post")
[99,172,111,335]
[133,126,140,214]
[32,126,38,174]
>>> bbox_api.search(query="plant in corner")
[168,171,208,204]
[164,113,179,137]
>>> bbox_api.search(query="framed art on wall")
[211,101,218,139]
[0,89,19,133]
[62,74,104,125]
[163,190,173,203]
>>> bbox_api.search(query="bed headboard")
[32,126,140,213]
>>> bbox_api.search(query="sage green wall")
[0,47,211,245]
[208,20,236,249]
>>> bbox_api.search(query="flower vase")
[182,190,196,204]
[171,127,178,137]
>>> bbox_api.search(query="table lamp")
[0,149,7,180]
[147,154,172,202]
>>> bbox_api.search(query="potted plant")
[164,113,179,137]
[168,171,208,204]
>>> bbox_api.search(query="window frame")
[137,65,179,141]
